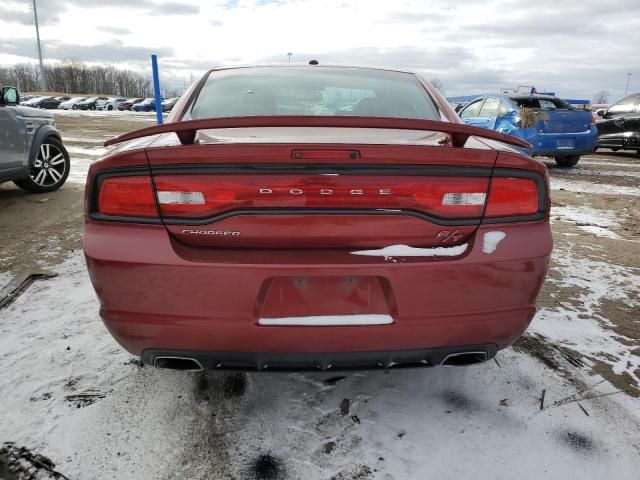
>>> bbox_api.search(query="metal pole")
[625,73,632,97]
[33,0,46,91]
[151,54,163,125]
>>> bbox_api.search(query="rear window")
[511,96,573,110]
[186,67,439,120]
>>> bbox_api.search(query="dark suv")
[0,86,71,192]
[596,93,640,155]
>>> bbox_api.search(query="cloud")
[97,26,132,35]
[0,0,201,26]
[1,37,173,63]
[257,46,474,71]
[148,2,200,15]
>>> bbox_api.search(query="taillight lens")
[93,172,543,223]
[98,176,158,217]
[484,177,539,218]
[153,174,490,219]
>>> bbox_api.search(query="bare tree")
[592,90,610,103]
[429,77,445,94]
[0,61,157,97]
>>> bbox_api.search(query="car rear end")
[84,66,552,371]
[509,96,597,157]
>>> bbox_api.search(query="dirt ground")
[1,112,639,478]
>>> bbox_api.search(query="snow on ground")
[0,254,197,480]
[579,159,640,169]
[66,146,108,157]
[1,251,639,479]
[64,144,112,184]
[551,204,623,239]
[555,167,640,179]
[53,110,163,122]
[531,243,640,389]
[0,271,13,290]
[550,177,640,196]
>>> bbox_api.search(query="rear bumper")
[142,344,498,371]
[84,221,552,358]
[597,132,640,149]
[531,128,598,156]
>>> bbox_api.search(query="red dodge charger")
[83,64,552,371]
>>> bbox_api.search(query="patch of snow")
[552,205,617,228]
[531,245,640,385]
[53,110,162,123]
[578,225,623,240]
[550,177,640,196]
[0,270,13,289]
[482,231,506,254]
[0,253,198,479]
[351,243,468,258]
[61,136,105,144]
[552,205,623,239]
[66,146,108,157]
[579,159,640,169]
[556,167,640,179]
[259,314,393,326]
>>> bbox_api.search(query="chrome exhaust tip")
[153,356,204,371]
[441,351,488,367]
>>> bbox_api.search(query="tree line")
[0,62,181,98]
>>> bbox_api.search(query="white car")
[58,97,86,110]
[98,97,127,111]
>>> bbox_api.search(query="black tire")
[13,137,70,193]
[554,155,580,168]
[72,104,78,110]
[91,104,96,110]
[107,104,113,111]
[636,150,640,157]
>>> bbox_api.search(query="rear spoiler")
[104,115,532,149]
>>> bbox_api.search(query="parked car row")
[17,94,181,112]
[132,97,181,112]
[20,95,71,109]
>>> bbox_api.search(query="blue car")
[132,98,158,112]
[458,94,597,167]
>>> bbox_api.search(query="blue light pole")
[151,54,163,125]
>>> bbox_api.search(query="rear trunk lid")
[534,109,593,134]
[145,127,498,250]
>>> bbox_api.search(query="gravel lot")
[1,111,638,479]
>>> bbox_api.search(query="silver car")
[0,86,70,192]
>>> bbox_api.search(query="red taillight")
[484,177,539,218]
[153,174,491,219]
[93,172,543,223]
[98,176,158,217]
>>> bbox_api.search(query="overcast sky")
[1,0,638,101]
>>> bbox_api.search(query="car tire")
[91,105,96,110]
[107,105,113,111]
[554,155,580,168]
[13,137,70,193]
[72,105,78,110]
